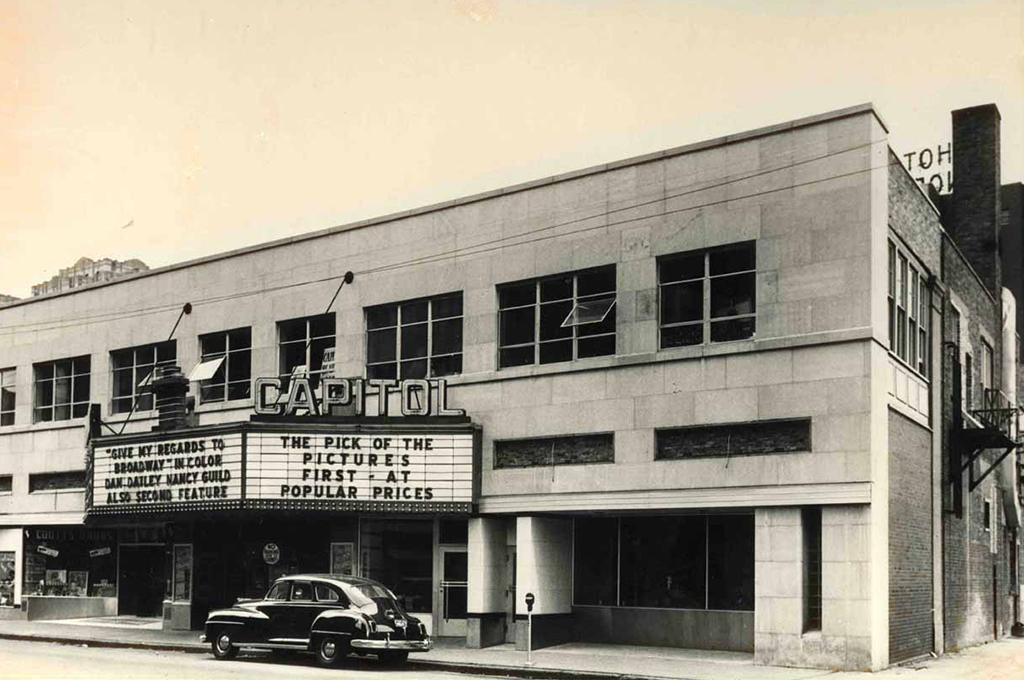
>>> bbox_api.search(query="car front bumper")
[350,637,433,652]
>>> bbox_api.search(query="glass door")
[437,547,468,637]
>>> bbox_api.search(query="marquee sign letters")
[254,377,466,418]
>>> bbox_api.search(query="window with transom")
[498,266,616,368]
[34,356,91,422]
[198,328,252,403]
[277,314,335,390]
[887,240,929,377]
[659,242,756,348]
[366,293,463,379]
[0,368,15,426]
[111,342,176,414]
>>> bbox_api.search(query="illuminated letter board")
[246,432,473,505]
[91,433,243,512]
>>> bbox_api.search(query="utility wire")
[0,136,878,334]
[0,140,888,337]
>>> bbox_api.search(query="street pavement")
[0,624,1022,680]
[0,638,467,680]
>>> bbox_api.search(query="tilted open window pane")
[561,297,616,327]
[498,266,616,368]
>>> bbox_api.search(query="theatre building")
[0,103,1021,671]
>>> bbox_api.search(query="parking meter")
[524,592,536,665]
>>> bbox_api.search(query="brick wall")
[888,409,933,662]
[888,151,942,275]
[949,105,1002,299]
[941,230,1005,650]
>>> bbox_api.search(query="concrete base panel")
[515,614,575,651]
[574,606,754,653]
[162,601,191,631]
[23,596,117,620]
[466,613,506,649]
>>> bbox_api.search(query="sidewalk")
[0,617,838,680]
[2,617,1022,680]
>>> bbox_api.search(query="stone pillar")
[754,505,873,671]
[515,516,573,651]
[466,517,507,648]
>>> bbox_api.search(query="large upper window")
[34,356,90,422]
[659,242,756,348]
[888,240,929,376]
[366,293,463,379]
[0,368,14,426]
[111,342,176,414]
[498,266,616,368]
[278,314,335,389]
[198,328,252,403]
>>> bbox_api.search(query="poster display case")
[0,551,14,607]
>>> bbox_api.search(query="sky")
[1,0,1022,299]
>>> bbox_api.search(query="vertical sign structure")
[246,431,473,508]
[91,433,243,511]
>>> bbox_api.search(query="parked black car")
[201,574,432,666]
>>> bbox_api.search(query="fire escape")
[949,350,1022,517]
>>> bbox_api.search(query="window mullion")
[222,342,230,394]
[426,301,434,376]
[703,254,711,344]
[572,274,579,361]
[534,281,541,365]
[396,305,403,376]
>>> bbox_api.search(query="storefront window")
[23,528,117,598]
[173,544,192,602]
[573,514,754,612]
[707,515,755,611]
[360,518,432,613]
[620,516,706,609]
[573,518,617,606]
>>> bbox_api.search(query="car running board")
[245,640,310,650]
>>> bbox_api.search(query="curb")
[0,632,207,654]
[0,633,681,680]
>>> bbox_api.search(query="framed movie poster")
[330,542,354,576]
[68,571,88,597]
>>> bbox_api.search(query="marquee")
[87,422,478,515]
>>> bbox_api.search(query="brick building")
[0,103,1020,671]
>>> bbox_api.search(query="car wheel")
[211,629,239,660]
[315,635,347,667]
[379,650,410,664]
